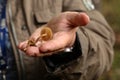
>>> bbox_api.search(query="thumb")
[66,12,90,27]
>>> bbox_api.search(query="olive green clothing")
[6,0,115,80]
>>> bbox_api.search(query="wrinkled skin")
[18,12,89,57]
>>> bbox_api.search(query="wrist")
[64,33,81,54]
[43,33,82,72]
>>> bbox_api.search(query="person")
[0,0,115,80]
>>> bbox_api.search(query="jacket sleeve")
[76,10,115,79]
[60,0,115,79]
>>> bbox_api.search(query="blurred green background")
[100,0,120,80]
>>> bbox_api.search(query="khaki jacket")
[6,0,115,80]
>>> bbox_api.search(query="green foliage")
[112,50,120,80]
[113,49,120,69]
[100,0,120,80]
[101,0,120,33]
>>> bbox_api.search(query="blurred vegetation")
[101,0,120,33]
[101,0,120,46]
[99,0,120,80]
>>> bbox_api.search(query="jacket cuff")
[43,33,82,72]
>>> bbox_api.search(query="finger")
[25,46,40,56]
[66,12,90,27]
[18,40,28,51]
[24,46,59,57]
[18,41,44,57]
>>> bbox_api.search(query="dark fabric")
[0,0,18,80]
[43,33,82,72]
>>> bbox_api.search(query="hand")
[18,11,89,57]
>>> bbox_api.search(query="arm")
[18,0,115,79]
[63,0,115,79]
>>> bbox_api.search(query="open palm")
[18,12,89,56]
